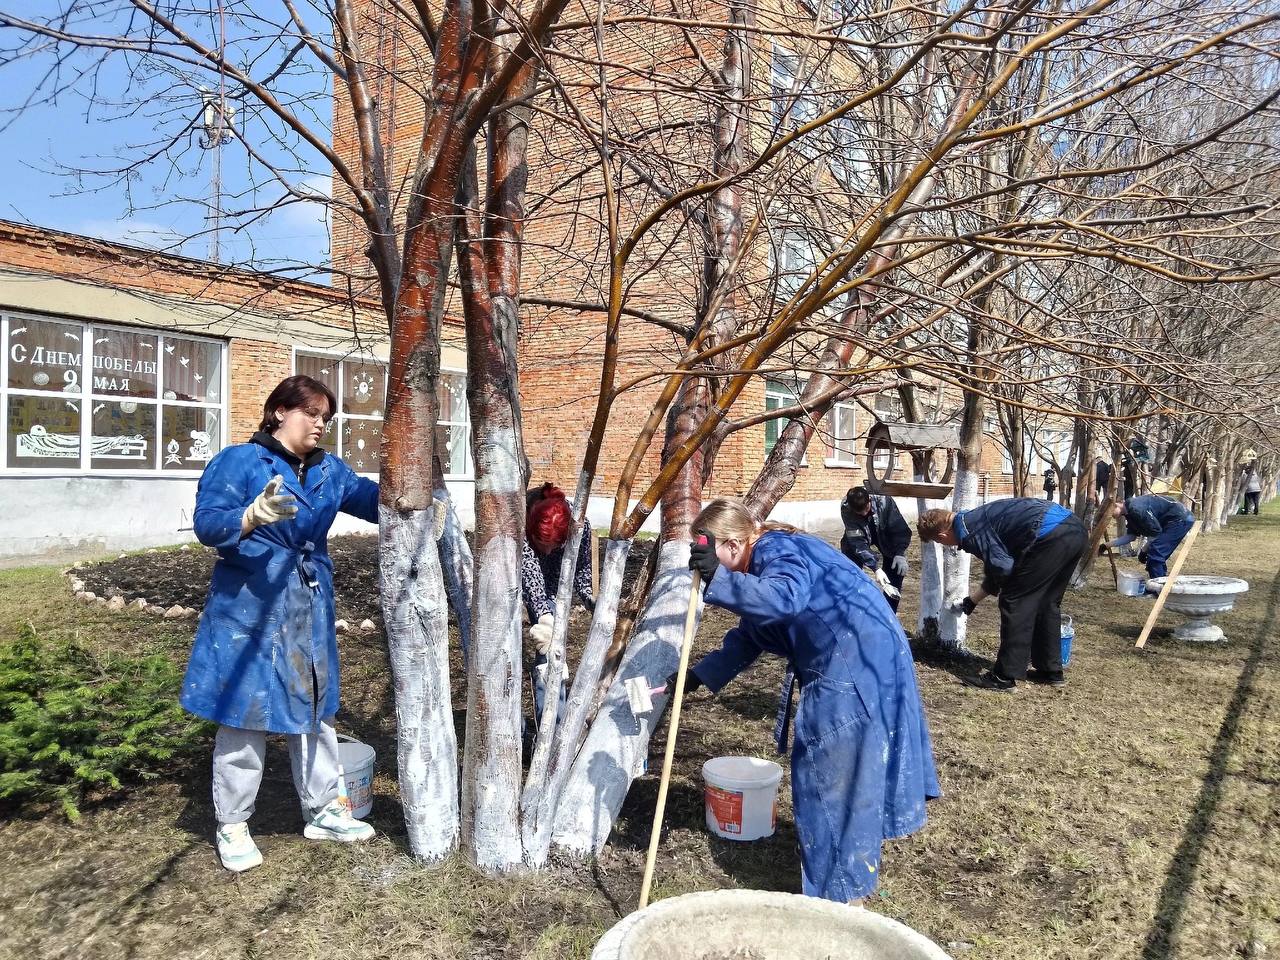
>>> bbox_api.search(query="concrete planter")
[1146,575,1249,642]
[592,890,951,960]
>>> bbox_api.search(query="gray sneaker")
[216,821,263,872]
[303,800,375,843]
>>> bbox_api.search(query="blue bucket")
[1060,616,1074,666]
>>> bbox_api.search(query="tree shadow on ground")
[1140,561,1279,960]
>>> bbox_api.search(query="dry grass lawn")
[1,505,1277,959]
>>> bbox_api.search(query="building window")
[773,230,814,297]
[827,401,858,466]
[828,115,872,189]
[872,392,904,473]
[771,44,818,130]
[2,313,224,473]
[436,372,471,478]
[764,379,795,455]
[763,378,808,465]
[293,350,471,478]
[296,350,383,474]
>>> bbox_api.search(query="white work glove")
[528,613,555,656]
[891,555,909,577]
[243,475,297,531]
[874,568,901,599]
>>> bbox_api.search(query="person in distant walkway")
[1043,468,1058,502]
[840,486,912,612]
[1095,459,1113,501]
[522,482,595,727]
[1107,495,1195,580]
[182,375,380,873]
[917,498,1087,691]
[1242,465,1262,515]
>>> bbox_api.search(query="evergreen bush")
[0,623,210,820]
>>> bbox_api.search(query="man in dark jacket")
[840,486,912,611]
[917,498,1087,690]
[1107,495,1195,579]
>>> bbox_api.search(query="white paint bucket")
[336,735,376,819]
[1117,569,1147,597]
[702,756,783,842]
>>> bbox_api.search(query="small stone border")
[63,547,381,634]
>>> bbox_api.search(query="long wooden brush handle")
[1135,520,1202,649]
[637,568,702,910]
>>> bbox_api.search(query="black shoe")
[961,669,1016,692]
[1025,669,1066,687]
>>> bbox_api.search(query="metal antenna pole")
[198,0,233,262]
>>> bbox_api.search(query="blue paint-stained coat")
[180,442,379,734]
[1123,495,1195,578]
[691,531,940,902]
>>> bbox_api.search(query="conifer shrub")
[0,623,210,820]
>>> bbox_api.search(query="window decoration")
[1,313,225,473]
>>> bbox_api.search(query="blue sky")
[0,5,334,278]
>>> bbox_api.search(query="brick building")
[326,3,1031,534]
[0,220,470,560]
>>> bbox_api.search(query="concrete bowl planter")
[1146,574,1249,642]
[592,890,951,960]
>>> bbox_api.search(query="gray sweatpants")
[212,719,340,825]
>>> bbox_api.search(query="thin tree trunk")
[550,541,699,856]
[457,149,525,872]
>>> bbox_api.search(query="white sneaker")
[215,822,263,872]
[303,800,375,843]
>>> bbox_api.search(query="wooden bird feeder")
[864,421,961,499]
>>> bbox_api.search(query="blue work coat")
[692,531,940,902]
[180,442,379,734]
[1124,495,1194,578]
[1123,495,1193,538]
[954,498,1070,594]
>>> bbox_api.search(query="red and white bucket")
[701,756,783,842]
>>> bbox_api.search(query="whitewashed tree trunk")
[521,536,631,865]
[434,485,474,663]
[915,467,945,638]
[938,465,978,649]
[551,541,699,856]
[459,426,526,873]
[917,533,945,638]
[379,505,459,860]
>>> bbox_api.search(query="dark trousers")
[995,518,1088,679]
[1145,517,1193,579]
[1244,491,1260,515]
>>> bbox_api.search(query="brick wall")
[327,4,1035,507]
[228,340,294,441]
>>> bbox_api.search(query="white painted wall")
[2,473,1003,564]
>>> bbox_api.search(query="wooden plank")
[865,479,955,499]
[877,422,960,450]
[1134,520,1203,650]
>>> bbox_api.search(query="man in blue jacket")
[917,498,1087,691]
[1107,495,1195,579]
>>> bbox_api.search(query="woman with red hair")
[522,483,595,726]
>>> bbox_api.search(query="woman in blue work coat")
[679,499,940,904]
[180,374,379,872]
